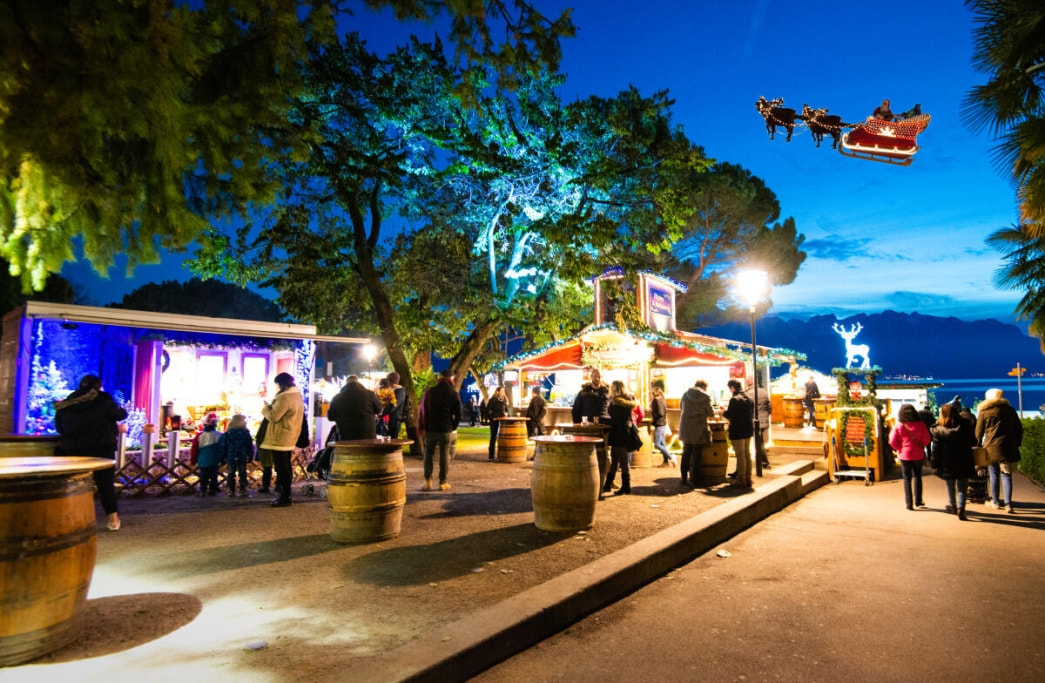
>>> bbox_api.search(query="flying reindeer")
[833,322,871,369]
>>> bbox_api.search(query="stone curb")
[355,459,830,683]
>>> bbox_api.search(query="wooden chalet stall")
[502,271,796,442]
[0,302,367,495]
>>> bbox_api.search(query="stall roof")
[22,301,370,345]
[500,323,801,370]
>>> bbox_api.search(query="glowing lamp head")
[735,269,769,307]
[362,343,377,362]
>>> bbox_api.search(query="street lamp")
[362,343,377,389]
[736,270,769,478]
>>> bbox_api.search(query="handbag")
[627,423,644,452]
[972,446,989,467]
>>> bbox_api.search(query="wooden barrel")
[813,399,836,431]
[629,423,653,469]
[326,440,408,544]
[694,423,729,485]
[0,456,114,666]
[495,418,530,463]
[0,435,59,459]
[562,423,610,495]
[782,398,805,428]
[530,436,601,532]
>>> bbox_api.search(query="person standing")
[650,380,674,468]
[328,375,381,440]
[417,369,461,490]
[219,413,254,497]
[190,412,223,496]
[386,372,406,440]
[803,376,821,428]
[724,379,755,489]
[677,379,714,487]
[525,386,547,437]
[260,372,304,508]
[743,383,772,471]
[486,385,509,462]
[54,374,127,531]
[571,368,610,424]
[975,388,1023,513]
[889,404,931,511]
[604,380,637,495]
[916,404,936,464]
[931,403,977,520]
[375,377,397,436]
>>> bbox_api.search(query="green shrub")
[1019,417,1045,484]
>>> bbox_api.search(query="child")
[376,377,397,436]
[219,413,255,496]
[190,413,224,496]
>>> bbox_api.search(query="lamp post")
[736,270,768,478]
[362,343,377,389]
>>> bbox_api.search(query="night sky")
[62,1,1022,323]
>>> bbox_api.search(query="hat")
[439,369,454,379]
[205,412,219,425]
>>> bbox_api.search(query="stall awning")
[653,343,740,367]
[22,301,370,344]
[506,341,584,371]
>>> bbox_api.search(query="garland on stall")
[832,367,883,457]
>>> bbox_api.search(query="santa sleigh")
[838,114,931,166]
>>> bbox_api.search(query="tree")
[0,259,76,319]
[0,0,574,293]
[0,0,340,291]
[963,0,1045,342]
[962,0,1045,225]
[111,278,285,322]
[635,162,806,328]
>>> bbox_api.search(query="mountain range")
[700,311,1043,378]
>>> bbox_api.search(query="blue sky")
[62,0,1024,323]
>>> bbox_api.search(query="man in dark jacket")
[327,375,381,440]
[386,372,407,440]
[742,385,772,471]
[571,368,610,424]
[54,374,128,531]
[724,379,754,489]
[525,387,547,437]
[417,369,462,491]
[975,388,1023,513]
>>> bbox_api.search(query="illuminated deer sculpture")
[832,322,871,370]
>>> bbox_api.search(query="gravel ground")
[4,441,773,683]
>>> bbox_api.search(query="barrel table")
[530,436,602,532]
[1,456,115,666]
[693,421,729,486]
[0,435,59,459]
[326,439,409,544]
[782,397,806,429]
[495,417,530,463]
[561,423,610,497]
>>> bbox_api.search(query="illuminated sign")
[649,284,673,317]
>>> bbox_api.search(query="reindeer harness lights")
[833,322,871,370]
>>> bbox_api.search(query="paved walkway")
[476,468,1045,683]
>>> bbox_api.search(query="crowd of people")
[891,388,1024,519]
[56,363,1028,533]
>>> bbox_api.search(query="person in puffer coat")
[931,403,977,520]
[191,413,223,496]
[975,388,1023,513]
[54,374,128,531]
[219,413,255,497]
[604,380,638,496]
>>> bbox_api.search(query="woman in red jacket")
[889,404,931,511]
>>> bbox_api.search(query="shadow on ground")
[33,593,202,664]
[343,523,572,586]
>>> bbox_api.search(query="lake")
[927,378,1045,416]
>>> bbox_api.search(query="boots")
[958,506,967,521]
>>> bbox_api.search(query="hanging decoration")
[756,96,930,166]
